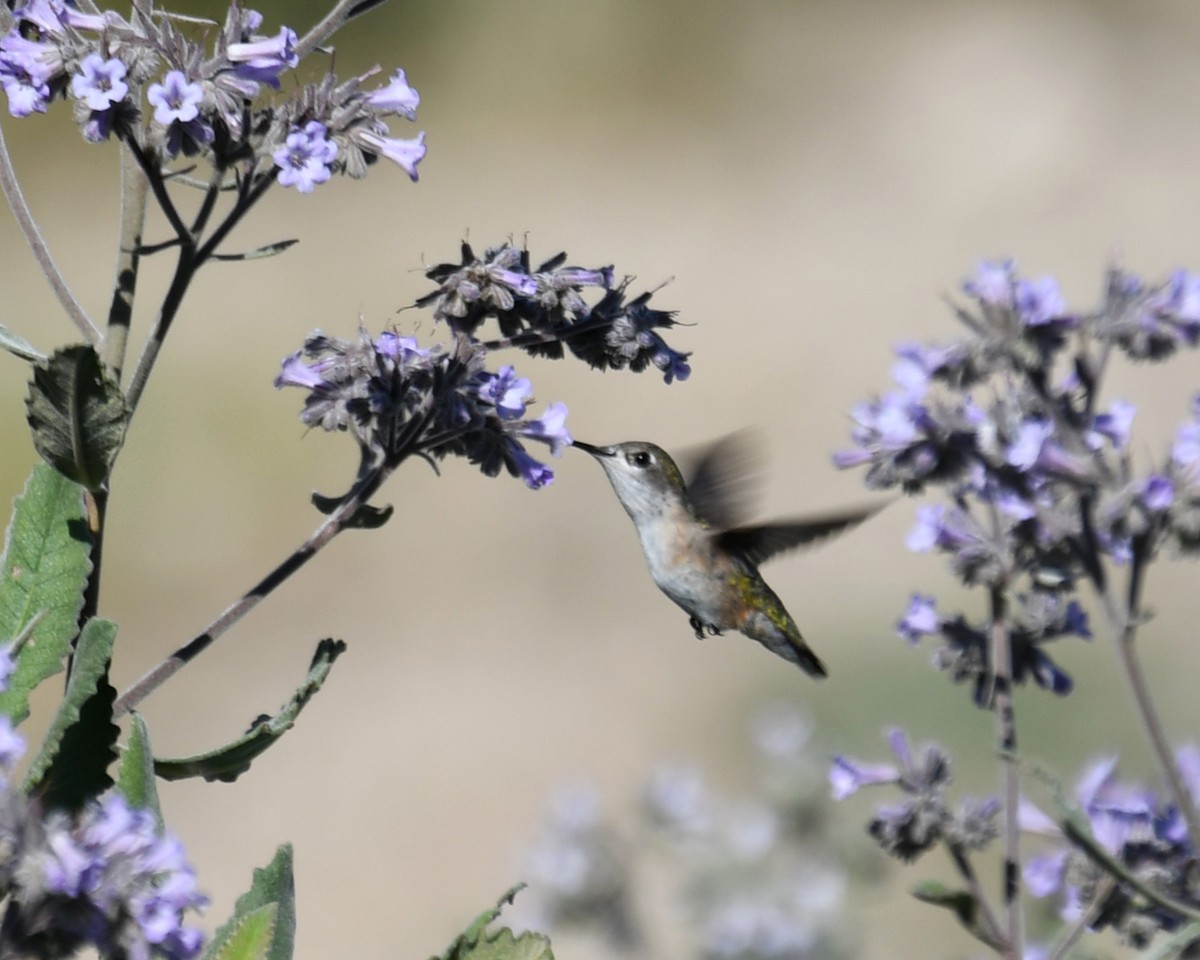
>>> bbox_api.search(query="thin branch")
[113,465,391,716]
[989,585,1023,960]
[295,0,367,60]
[945,842,1007,950]
[102,142,150,380]
[0,119,100,345]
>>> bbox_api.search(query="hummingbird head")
[573,440,689,522]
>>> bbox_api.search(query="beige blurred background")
[3,0,1200,956]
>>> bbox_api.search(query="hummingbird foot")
[688,616,724,640]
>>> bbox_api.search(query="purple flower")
[474,365,532,419]
[1140,474,1174,513]
[147,71,204,125]
[0,34,58,117]
[228,25,298,87]
[356,128,427,180]
[1015,276,1066,327]
[829,755,899,800]
[367,67,420,119]
[1088,399,1136,451]
[519,402,572,455]
[963,259,1017,305]
[896,594,939,644]
[906,503,976,553]
[0,717,24,768]
[273,120,338,192]
[507,440,554,489]
[70,53,127,111]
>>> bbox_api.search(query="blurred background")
[3,0,1200,956]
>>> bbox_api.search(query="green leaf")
[116,712,162,826]
[202,844,295,960]
[0,323,44,363]
[26,344,128,491]
[25,617,118,812]
[911,880,1003,951]
[155,639,346,783]
[436,886,554,960]
[0,464,92,726]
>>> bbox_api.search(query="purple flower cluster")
[0,644,205,959]
[417,243,691,384]
[0,2,425,182]
[275,328,571,489]
[1022,751,1200,948]
[837,260,1200,699]
[895,591,1091,703]
[831,729,998,863]
[278,243,690,491]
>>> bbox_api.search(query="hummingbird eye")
[629,451,653,468]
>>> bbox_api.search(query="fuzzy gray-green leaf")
[202,844,295,960]
[0,463,92,725]
[155,639,345,782]
[24,617,118,809]
[116,712,162,826]
[26,344,128,491]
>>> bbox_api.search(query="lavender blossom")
[273,120,338,193]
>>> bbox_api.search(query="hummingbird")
[572,435,879,677]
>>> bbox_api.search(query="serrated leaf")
[25,617,118,811]
[0,323,44,363]
[457,928,553,960]
[26,344,128,491]
[436,887,553,960]
[116,712,162,826]
[911,881,1002,950]
[155,639,346,782]
[203,844,294,960]
[0,464,92,725]
[205,904,278,960]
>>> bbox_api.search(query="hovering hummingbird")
[573,435,878,677]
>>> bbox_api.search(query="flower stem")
[0,119,100,345]
[989,586,1023,960]
[103,144,150,380]
[112,467,390,716]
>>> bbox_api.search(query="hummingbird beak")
[571,440,614,458]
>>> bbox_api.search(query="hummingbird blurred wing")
[717,503,884,566]
[684,431,762,530]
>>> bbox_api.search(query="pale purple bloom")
[0,34,58,116]
[228,25,298,87]
[356,128,426,180]
[508,441,554,489]
[273,120,338,192]
[1089,399,1136,451]
[476,365,532,419]
[906,503,975,553]
[829,755,899,800]
[367,67,420,119]
[896,594,939,644]
[1141,474,1174,512]
[1006,419,1055,471]
[964,259,1016,304]
[147,71,204,125]
[519,402,572,455]
[70,53,127,110]
[0,642,16,692]
[1015,275,1067,327]
[274,350,330,389]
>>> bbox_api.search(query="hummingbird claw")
[689,615,705,640]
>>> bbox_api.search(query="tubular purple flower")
[519,402,572,455]
[829,756,899,800]
[963,259,1017,305]
[475,365,532,420]
[1141,474,1174,512]
[147,71,204,125]
[356,128,426,180]
[367,67,420,119]
[1015,275,1066,327]
[274,351,330,389]
[1088,399,1136,451]
[70,53,127,110]
[0,34,59,116]
[228,25,298,87]
[0,717,24,768]
[273,120,337,193]
[507,440,554,489]
[896,594,939,643]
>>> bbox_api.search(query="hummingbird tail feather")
[791,641,828,678]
